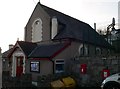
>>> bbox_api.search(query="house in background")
[2,45,14,72]
[3,2,112,83]
[110,29,120,53]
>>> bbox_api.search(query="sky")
[0,0,119,52]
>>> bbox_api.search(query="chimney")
[94,23,96,31]
[9,44,14,49]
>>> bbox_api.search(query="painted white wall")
[32,18,43,42]
[51,17,58,39]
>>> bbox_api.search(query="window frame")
[32,18,43,42]
[79,44,88,56]
[30,61,40,73]
[95,47,101,56]
[55,59,65,73]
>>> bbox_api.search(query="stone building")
[2,2,116,86]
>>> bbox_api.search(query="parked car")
[101,73,120,89]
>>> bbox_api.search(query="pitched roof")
[17,41,37,56]
[39,2,111,48]
[28,42,70,58]
[2,48,13,58]
[6,41,70,59]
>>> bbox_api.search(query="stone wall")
[68,56,120,87]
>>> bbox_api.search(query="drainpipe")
[50,59,55,74]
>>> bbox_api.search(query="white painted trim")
[54,59,64,73]
[78,44,88,56]
[23,55,25,74]
[12,54,16,77]
[11,51,25,77]
[32,18,43,42]
[51,17,58,39]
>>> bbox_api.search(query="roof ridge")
[39,3,89,25]
[17,41,37,44]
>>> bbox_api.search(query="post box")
[102,69,110,79]
[80,64,87,74]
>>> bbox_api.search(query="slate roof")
[17,41,37,57]
[39,2,111,48]
[6,41,37,58]
[2,48,13,58]
[28,42,68,58]
[6,41,69,59]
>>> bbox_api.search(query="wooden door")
[16,57,23,77]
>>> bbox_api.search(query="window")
[32,18,43,42]
[80,47,84,56]
[79,44,88,56]
[51,17,58,39]
[55,60,64,73]
[107,49,110,55]
[17,58,21,66]
[16,57,23,67]
[96,47,101,55]
[30,61,40,73]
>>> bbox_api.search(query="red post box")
[80,64,87,74]
[102,69,110,79]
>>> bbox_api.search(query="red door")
[16,57,23,77]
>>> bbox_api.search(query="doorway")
[16,57,23,77]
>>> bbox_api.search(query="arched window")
[32,18,43,42]
[96,47,101,55]
[51,17,58,39]
[79,44,88,56]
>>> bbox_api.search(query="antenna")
[112,17,115,26]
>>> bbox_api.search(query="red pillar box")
[102,69,110,79]
[80,64,87,74]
